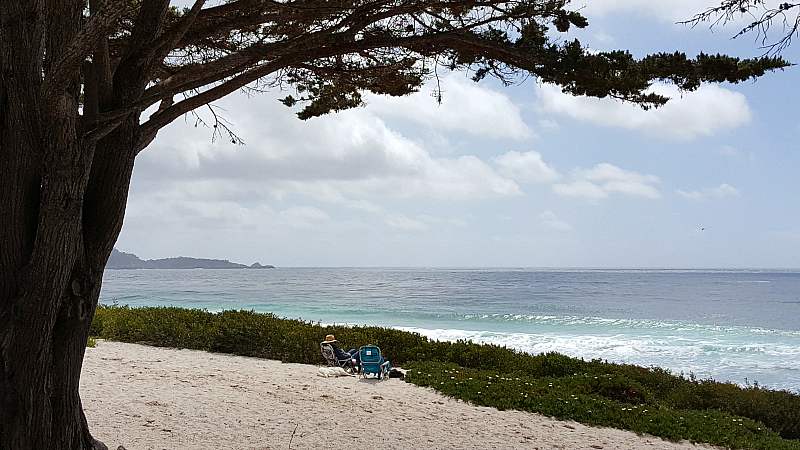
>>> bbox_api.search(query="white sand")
[81,340,718,450]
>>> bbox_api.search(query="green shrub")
[96,306,218,349]
[666,379,800,440]
[404,361,800,450]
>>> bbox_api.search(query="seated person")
[321,334,360,363]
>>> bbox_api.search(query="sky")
[116,0,800,268]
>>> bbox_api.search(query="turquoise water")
[99,268,800,392]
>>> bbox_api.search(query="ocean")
[99,268,800,392]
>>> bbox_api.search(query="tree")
[684,0,800,54]
[0,0,789,448]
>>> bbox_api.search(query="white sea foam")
[397,324,800,392]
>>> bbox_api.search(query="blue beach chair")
[358,345,390,379]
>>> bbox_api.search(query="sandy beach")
[81,340,718,450]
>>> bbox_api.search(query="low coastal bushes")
[90,305,430,363]
[90,305,800,449]
[403,362,799,450]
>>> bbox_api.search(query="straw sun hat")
[321,334,338,344]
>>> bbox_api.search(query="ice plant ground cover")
[403,362,799,450]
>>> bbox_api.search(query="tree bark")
[0,96,130,449]
[0,2,136,448]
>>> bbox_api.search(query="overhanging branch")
[137,59,288,149]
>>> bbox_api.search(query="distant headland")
[106,249,274,270]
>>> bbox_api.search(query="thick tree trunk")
[0,118,135,450]
[1,3,139,448]
[0,94,137,449]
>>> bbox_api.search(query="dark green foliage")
[92,305,433,364]
[93,306,219,349]
[91,305,800,448]
[213,310,310,361]
[249,0,790,119]
[666,379,800,440]
[404,362,799,450]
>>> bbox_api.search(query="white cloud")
[277,206,331,229]
[493,150,560,183]
[580,0,716,22]
[540,210,574,231]
[384,212,428,230]
[417,215,468,228]
[538,119,559,130]
[138,96,522,204]
[538,84,751,141]
[717,146,739,157]
[343,199,384,213]
[552,180,609,198]
[367,74,533,139]
[125,88,531,258]
[677,183,741,201]
[708,183,740,198]
[676,190,704,201]
[592,32,616,44]
[553,163,661,199]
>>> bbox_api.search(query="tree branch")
[681,1,800,54]
[82,115,129,145]
[150,0,207,62]
[138,59,289,149]
[140,41,291,108]
[112,0,172,104]
[176,1,283,47]
[43,0,129,97]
